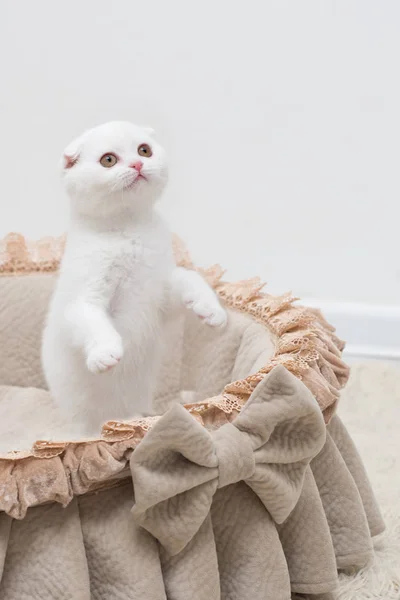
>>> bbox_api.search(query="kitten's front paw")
[186,295,228,328]
[86,339,124,374]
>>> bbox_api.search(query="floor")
[329,359,400,599]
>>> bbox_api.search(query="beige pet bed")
[0,233,384,600]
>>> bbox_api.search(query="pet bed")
[0,233,384,600]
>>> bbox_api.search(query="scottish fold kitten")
[42,121,226,437]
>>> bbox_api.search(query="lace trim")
[0,233,349,460]
[0,233,66,274]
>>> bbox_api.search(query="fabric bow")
[131,365,326,555]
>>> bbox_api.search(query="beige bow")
[131,365,326,555]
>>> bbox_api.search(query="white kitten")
[42,121,227,437]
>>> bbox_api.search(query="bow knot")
[131,366,326,555]
[213,424,255,488]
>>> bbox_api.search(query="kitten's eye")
[100,153,118,168]
[138,144,152,158]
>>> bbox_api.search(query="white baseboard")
[300,298,400,360]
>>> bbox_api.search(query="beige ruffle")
[0,232,66,274]
[0,407,247,519]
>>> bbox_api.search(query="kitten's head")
[62,121,168,217]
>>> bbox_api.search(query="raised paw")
[86,339,124,374]
[186,296,228,328]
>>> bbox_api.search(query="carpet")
[305,359,400,599]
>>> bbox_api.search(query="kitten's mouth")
[124,174,147,190]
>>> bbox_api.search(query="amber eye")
[100,153,118,168]
[138,143,152,158]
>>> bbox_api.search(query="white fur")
[42,121,227,437]
[171,267,228,327]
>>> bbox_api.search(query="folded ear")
[60,129,89,170]
[62,153,79,169]
[61,137,80,169]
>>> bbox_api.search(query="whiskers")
[108,166,167,195]
[109,171,137,193]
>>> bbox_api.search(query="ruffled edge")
[0,232,349,465]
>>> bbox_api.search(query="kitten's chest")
[112,237,160,279]
[109,234,172,312]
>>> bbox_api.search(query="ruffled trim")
[0,410,242,519]
[0,233,349,460]
[174,236,349,424]
[0,232,66,274]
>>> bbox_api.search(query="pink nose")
[130,161,143,172]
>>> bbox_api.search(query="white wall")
[1,0,400,306]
